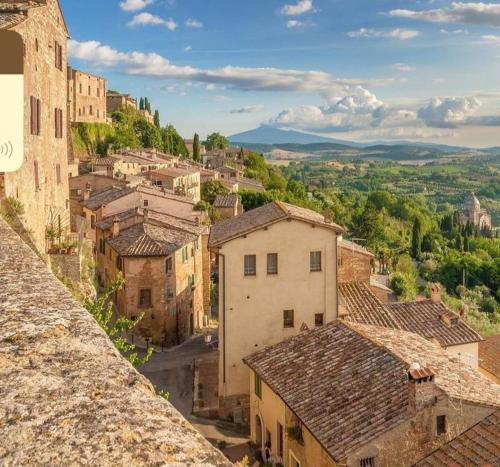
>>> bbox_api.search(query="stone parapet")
[0,218,230,466]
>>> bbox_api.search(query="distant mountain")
[229,125,364,147]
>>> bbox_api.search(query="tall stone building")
[460,192,492,230]
[67,67,107,124]
[0,0,70,252]
[106,92,137,113]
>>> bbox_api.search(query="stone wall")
[68,67,107,124]
[338,245,372,283]
[0,218,229,465]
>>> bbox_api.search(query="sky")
[62,0,500,147]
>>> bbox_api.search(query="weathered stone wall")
[49,251,81,283]
[68,67,107,124]
[2,0,70,253]
[338,245,371,283]
[0,218,229,465]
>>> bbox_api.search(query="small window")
[139,289,152,308]
[97,87,100,98]
[34,161,40,190]
[55,41,63,70]
[116,256,122,271]
[54,108,63,138]
[166,257,173,273]
[283,309,294,328]
[315,313,324,327]
[88,85,91,96]
[254,373,262,399]
[143,199,149,207]
[56,164,61,185]
[277,422,284,458]
[360,458,375,467]
[244,254,256,276]
[91,215,96,229]
[79,83,82,94]
[310,251,322,272]
[267,253,278,275]
[194,238,199,250]
[30,97,41,135]
[182,246,189,263]
[89,105,93,115]
[437,415,446,435]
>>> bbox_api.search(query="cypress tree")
[139,97,145,111]
[193,133,200,161]
[411,217,423,259]
[154,110,160,129]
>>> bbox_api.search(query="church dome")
[465,192,480,210]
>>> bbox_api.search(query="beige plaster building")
[213,194,243,220]
[148,167,201,202]
[96,209,206,346]
[67,67,107,123]
[0,0,70,252]
[106,91,137,113]
[244,321,500,467]
[209,201,343,422]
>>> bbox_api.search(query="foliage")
[391,272,418,300]
[193,133,201,161]
[154,110,161,129]
[72,123,115,157]
[287,426,304,445]
[161,124,189,157]
[201,180,229,204]
[411,217,423,259]
[0,197,24,223]
[204,132,229,150]
[83,274,153,367]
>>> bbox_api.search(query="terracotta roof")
[213,194,238,209]
[0,1,45,28]
[93,156,120,167]
[341,282,482,347]
[107,222,199,257]
[353,323,500,408]
[83,187,135,211]
[479,335,500,379]
[151,167,200,177]
[244,321,410,461]
[387,301,483,347]
[209,201,343,247]
[414,410,500,467]
[136,185,196,205]
[340,239,374,257]
[94,208,138,230]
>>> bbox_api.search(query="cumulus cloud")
[393,63,416,72]
[440,28,469,34]
[281,0,314,16]
[119,0,153,12]
[128,13,177,30]
[286,19,314,28]
[185,18,203,28]
[417,97,481,128]
[348,28,420,40]
[184,45,192,52]
[389,3,500,27]
[482,34,500,43]
[230,105,265,114]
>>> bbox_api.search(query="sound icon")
[0,140,14,159]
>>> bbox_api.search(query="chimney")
[112,216,120,237]
[83,187,91,201]
[430,283,442,303]
[408,363,437,412]
[195,216,200,226]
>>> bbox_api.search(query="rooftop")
[213,194,239,209]
[414,410,500,467]
[0,218,228,465]
[209,201,343,247]
[479,335,500,380]
[0,1,46,29]
[340,239,374,257]
[151,167,200,178]
[83,186,135,211]
[244,321,500,461]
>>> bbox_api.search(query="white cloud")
[206,83,216,91]
[128,13,177,30]
[440,28,469,34]
[393,63,416,72]
[389,3,500,27]
[185,18,203,28]
[281,0,314,16]
[230,105,265,114]
[184,45,192,52]
[119,0,153,12]
[417,96,481,128]
[348,28,420,40]
[482,34,500,43]
[286,19,314,28]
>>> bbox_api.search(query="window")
[97,87,100,98]
[437,415,446,435]
[56,164,61,185]
[182,246,189,263]
[98,238,105,255]
[283,309,294,328]
[91,215,96,230]
[315,313,324,327]
[194,238,199,250]
[30,97,41,135]
[310,251,322,272]
[267,253,278,275]
[35,38,39,52]
[88,85,91,96]
[54,108,63,138]
[55,41,63,70]
[33,161,40,190]
[166,287,174,299]
[89,105,93,115]
[166,257,173,274]
[139,289,152,308]
[265,429,271,449]
[244,254,256,276]
[277,422,284,458]
[254,373,262,399]
[79,83,82,94]
[360,458,375,467]
[116,256,122,271]
[143,199,149,207]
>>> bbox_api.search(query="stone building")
[148,166,201,202]
[96,210,206,346]
[184,138,206,158]
[479,335,500,383]
[67,67,107,124]
[213,194,242,220]
[244,321,500,467]
[460,192,492,230]
[209,201,343,422]
[106,91,137,113]
[0,0,70,252]
[0,218,228,466]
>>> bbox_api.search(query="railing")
[46,233,80,255]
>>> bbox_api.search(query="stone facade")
[67,67,107,124]
[0,218,228,465]
[1,0,70,253]
[338,241,372,283]
[106,92,137,113]
[460,193,492,230]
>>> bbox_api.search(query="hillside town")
[0,1,499,466]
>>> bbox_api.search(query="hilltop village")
[0,1,499,466]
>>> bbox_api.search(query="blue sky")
[62,0,500,146]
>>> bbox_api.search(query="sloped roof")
[340,239,374,257]
[341,282,482,347]
[107,222,198,257]
[0,1,46,29]
[414,410,500,467]
[83,187,135,211]
[244,321,410,461]
[209,201,343,247]
[479,335,500,379]
[213,194,238,209]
